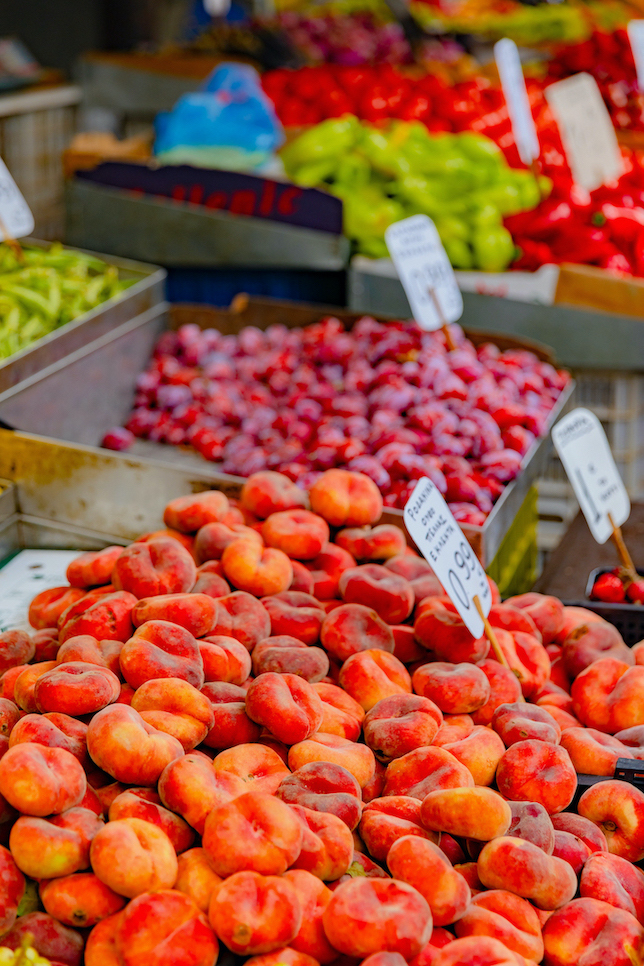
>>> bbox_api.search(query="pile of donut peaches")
[0,468,643,966]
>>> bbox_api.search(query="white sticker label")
[404,477,491,638]
[552,407,630,544]
[0,158,34,240]
[629,21,644,91]
[0,549,81,632]
[385,214,463,332]
[545,73,623,192]
[494,38,540,165]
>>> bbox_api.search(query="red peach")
[507,801,555,853]
[339,565,414,625]
[201,682,260,749]
[552,829,591,874]
[56,635,122,676]
[1,911,85,966]
[491,630,551,700]
[112,537,197,598]
[87,704,184,785]
[413,663,490,715]
[0,844,25,934]
[488,605,542,642]
[433,714,475,748]
[159,753,245,834]
[496,740,576,814]
[241,472,307,519]
[360,796,437,860]
[245,672,323,744]
[175,847,222,913]
[580,852,644,922]
[421,787,511,841]
[542,897,644,966]
[66,547,124,589]
[336,525,407,562]
[383,745,474,799]
[29,586,86,631]
[551,812,608,854]
[0,742,86,815]
[192,564,230,598]
[314,681,364,741]
[303,544,357,600]
[115,889,218,966]
[195,521,263,562]
[321,604,394,664]
[199,635,251,684]
[163,490,230,532]
[454,890,543,961]
[210,591,271,651]
[132,593,216,637]
[363,694,442,762]
[310,469,383,528]
[388,835,471,927]
[0,698,21,738]
[492,703,561,747]
[275,761,362,830]
[120,619,204,690]
[57,591,137,644]
[40,872,125,928]
[108,788,194,853]
[13,660,57,712]
[431,936,529,966]
[90,817,178,898]
[252,636,329,683]
[34,662,120,716]
[470,660,523,727]
[572,659,644,733]
[322,877,432,959]
[478,836,577,910]
[288,733,375,788]
[505,593,565,645]
[262,510,329,561]
[213,743,290,794]
[289,561,315,595]
[0,631,35,672]
[84,911,122,966]
[578,779,644,862]
[209,870,302,955]
[9,712,88,765]
[262,592,325,645]
[391,625,426,664]
[222,539,293,597]
[339,649,411,712]
[562,622,633,679]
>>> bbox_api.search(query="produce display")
[0,473,643,964]
[105,317,569,517]
[0,244,132,362]
[282,118,541,264]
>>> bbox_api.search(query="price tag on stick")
[494,38,540,167]
[385,214,463,344]
[545,74,623,192]
[553,408,635,569]
[404,477,492,638]
[0,158,33,241]
[628,21,644,92]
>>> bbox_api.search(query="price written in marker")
[404,477,491,638]
[552,407,630,544]
[0,157,34,240]
[385,214,463,333]
[494,38,540,166]
[544,73,623,193]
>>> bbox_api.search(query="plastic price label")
[628,21,644,91]
[494,39,540,166]
[552,407,630,544]
[385,214,463,332]
[404,476,491,637]
[544,73,623,192]
[0,158,34,240]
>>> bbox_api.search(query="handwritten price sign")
[404,477,491,637]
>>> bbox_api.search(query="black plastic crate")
[562,568,644,647]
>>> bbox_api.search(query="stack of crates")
[539,370,644,557]
[0,85,80,240]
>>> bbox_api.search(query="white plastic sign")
[628,21,644,91]
[0,550,81,633]
[544,73,623,192]
[0,158,34,240]
[552,407,630,544]
[404,477,491,638]
[494,38,540,165]
[385,214,463,332]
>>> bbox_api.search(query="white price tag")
[0,549,81,632]
[552,407,630,544]
[628,21,644,91]
[494,39,540,166]
[545,73,623,192]
[404,477,491,638]
[0,158,34,240]
[385,214,463,332]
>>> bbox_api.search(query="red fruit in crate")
[627,578,644,604]
[592,573,626,603]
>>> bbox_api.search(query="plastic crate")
[0,85,80,240]
[570,567,644,647]
[487,486,539,598]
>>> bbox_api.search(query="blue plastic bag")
[154,63,284,160]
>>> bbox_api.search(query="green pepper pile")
[281,116,551,270]
[0,243,132,362]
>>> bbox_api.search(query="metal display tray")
[0,239,166,396]
[0,297,574,566]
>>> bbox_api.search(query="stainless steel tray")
[0,239,166,395]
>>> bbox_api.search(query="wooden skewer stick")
[473,594,525,701]
[608,511,638,583]
[428,287,457,351]
[0,214,22,263]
